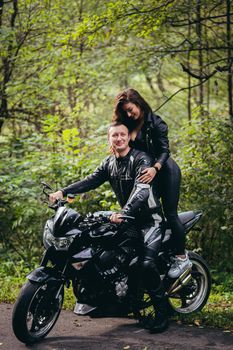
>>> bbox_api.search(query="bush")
[0,120,118,265]
[174,114,233,270]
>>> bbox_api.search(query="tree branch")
[154,77,215,113]
[168,13,233,27]
[126,0,175,15]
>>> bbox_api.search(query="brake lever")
[119,215,135,222]
[41,182,55,200]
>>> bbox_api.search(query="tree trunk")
[187,0,192,123]
[0,0,18,133]
[226,0,233,123]
[196,0,204,111]
[0,0,3,26]
[0,0,5,131]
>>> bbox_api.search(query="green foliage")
[1,0,231,137]
[0,118,117,262]
[0,259,37,303]
[175,113,233,269]
[0,0,232,286]
[0,259,76,308]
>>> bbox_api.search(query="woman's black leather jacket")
[130,112,170,166]
[61,148,160,220]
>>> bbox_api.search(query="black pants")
[154,157,185,255]
[140,223,167,314]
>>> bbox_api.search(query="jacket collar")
[115,148,134,162]
[144,111,153,126]
[142,111,154,132]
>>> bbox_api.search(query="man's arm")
[61,159,109,196]
[49,158,109,203]
[121,153,151,216]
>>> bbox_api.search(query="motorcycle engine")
[73,248,131,305]
[98,250,130,299]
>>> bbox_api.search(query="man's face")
[108,124,130,153]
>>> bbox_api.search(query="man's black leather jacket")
[61,148,160,221]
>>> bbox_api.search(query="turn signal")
[67,194,75,203]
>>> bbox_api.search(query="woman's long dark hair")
[113,88,152,132]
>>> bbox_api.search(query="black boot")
[141,249,169,333]
[148,285,169,334]
[149,311,169,334]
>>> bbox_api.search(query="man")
[49,122,169,333]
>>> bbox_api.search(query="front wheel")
[12,280,64,344]
[168,251,211,314]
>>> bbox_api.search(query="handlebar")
[41,182,136,223]
[41,182,76,210]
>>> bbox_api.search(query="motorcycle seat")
[178,210,201,225]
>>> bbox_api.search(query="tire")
[168,251,211,315]
[12,280,64,344]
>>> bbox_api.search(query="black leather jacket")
[130,112,170,166]
[61,148,160,221]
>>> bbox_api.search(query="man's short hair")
[108,121,129,135]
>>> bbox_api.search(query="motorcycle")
[12,182,211,344]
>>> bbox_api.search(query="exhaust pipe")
[167,268,192,295]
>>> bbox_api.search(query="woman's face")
[122,102,142,120]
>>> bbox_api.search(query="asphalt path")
[0,303,232,350]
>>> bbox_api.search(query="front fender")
[27,266,63,284]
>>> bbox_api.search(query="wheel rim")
[168,258,209,314]
[26,283,63,337]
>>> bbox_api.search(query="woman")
[113,88,191,278]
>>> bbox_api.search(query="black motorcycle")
[12,182,211,344]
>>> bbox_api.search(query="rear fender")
[27,266,63,284]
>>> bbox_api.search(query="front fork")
[27,247,70,288]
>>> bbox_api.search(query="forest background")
[0,0,232,329]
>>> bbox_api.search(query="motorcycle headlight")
[43,219,75,251]
[53,236,74,251]
[43,220,55,248]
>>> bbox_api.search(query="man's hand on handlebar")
[49,190,63,203]
[110,212,123,224]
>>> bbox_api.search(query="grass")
[0,274,76,309]
[0,263,232,332]
[171,270,233,331]
[172,292,233,331]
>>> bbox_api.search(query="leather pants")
[154,157,185,255]
[141,223,167,314]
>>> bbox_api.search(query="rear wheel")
[12,280,64,344]
[168,251,211,314]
